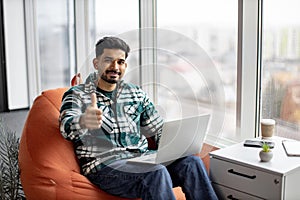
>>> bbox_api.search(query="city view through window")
[35,0,300,143]
[262,0,300,140]
[157,0,237,142]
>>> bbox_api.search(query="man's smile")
[105,70,121,76]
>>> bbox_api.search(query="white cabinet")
[210,137,300,200]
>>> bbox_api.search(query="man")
[59,36,217,200]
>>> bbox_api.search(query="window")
[89,0,139,85]
[157,0,238,144]
[262,0,300,140]
[17,0,299,145]
[36,0,75,90]
[94,0,139,36]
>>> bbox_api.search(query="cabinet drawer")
[210,158,282,199]
[213,183,264,200]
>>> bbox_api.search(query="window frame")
[236,0,262,141]
[0,0,8,112]
[139,0,158,102]
[24,0,41,107]
[24,0,77,106]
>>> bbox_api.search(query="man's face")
[94,48,127,84]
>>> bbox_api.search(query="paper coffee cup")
[261,119,275,139]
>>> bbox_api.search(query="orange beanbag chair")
[18,87,186,200]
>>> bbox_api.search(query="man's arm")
[59,88,102,141]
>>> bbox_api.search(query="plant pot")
[259,150,273,162]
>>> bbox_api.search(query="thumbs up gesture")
[79,93,103,129]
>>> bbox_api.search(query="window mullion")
[74,0,93,76]
[24,0,40,107]
[139,0,157,103]
[237,0,262,138]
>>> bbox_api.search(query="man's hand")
[80,93,103,129]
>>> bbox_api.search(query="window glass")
[36,0,75,90]
[157,0,238,142]
[262,0,300,140]
[93,0,139,85]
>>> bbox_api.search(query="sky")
[264,0,300,27]
[96,0,300,31]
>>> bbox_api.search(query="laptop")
[127,114,211,164]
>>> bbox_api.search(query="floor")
[0,109,29,138]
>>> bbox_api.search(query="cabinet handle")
[228,169,256,179]
[274,179,280,184]
[227,195,239,200]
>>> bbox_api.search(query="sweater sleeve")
[59,87,88,141]
[140,92,164,149]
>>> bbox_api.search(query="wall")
[3,0,28,110]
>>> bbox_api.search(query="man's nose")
[110,60,119,68]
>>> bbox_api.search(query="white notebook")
[282,140,300,156]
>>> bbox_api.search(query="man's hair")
[95,36,130,58]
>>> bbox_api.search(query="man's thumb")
[90,93,97,108]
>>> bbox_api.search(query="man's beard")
[100,70,121,84]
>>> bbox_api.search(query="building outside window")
[262,0,300,140]
[157,0,238,144]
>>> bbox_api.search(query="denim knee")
[141,165,176,200]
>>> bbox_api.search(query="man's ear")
[93,58,99,70]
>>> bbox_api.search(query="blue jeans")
[87,156,218,200]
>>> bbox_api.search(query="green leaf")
[262,142,270,152]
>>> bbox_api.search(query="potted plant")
[259,142,273,162]
[0,118,25,199]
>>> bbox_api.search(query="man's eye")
[117,60,125,65]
